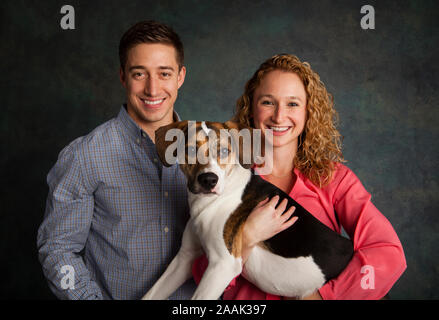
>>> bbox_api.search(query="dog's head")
[155,120,264,195]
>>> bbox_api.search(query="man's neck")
[142,122,165,143]
[126,106,175,143]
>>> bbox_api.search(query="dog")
[142,120,353,300]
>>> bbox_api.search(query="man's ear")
[177,66,186,89]
[155,121,188,167]
[224,120,255,169]
[119,67,127,88]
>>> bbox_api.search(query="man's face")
[120,43,186,131]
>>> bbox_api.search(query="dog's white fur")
[243,246,325,298]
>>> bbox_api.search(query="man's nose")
[144,76,158,96]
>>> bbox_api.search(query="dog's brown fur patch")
[223,192,268,257]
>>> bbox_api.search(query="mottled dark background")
[1,0,438,299]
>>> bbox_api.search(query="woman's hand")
[241,195,298,263]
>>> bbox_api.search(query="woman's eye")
[261,100,273,105]
[288,102,299,107]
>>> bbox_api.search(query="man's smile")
[139,97,166,107]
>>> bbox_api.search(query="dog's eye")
[220,147,229,158]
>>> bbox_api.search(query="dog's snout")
[197,172,218,190]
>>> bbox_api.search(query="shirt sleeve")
[37,141,104,300]
[318,166,407,300]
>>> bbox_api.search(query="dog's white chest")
[190,194,241,252]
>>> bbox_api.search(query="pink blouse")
[192,163,406,299]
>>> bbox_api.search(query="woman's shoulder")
[324,162,369,199]
[325,162,360,189]
[295,162,363,193]
[332,162,352,177]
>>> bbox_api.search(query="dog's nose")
[197,172,218,190]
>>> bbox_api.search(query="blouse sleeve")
[318,166,407,299]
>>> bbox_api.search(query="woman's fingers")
[258,195,282,210]
[279,216,299,232]
[244,195,299,245]
[277,204,297,232]
[281,205,296,221]
[275,198,288,215]
[267,195,280,208]
[255,197,270,208]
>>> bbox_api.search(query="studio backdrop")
[1,0,438,299]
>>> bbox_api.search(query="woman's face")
[252,70,307,149]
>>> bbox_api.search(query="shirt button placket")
[163,191,169,233]
[161,180,171,266]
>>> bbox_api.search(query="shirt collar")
[117,104,181,143]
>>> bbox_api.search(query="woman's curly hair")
[233,54,345,187]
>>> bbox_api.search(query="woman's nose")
[272,105,286,123]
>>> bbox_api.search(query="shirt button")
[136,138,140,145]
[164,191,168,197]
[153,158,158,163]
[164,226,169,233]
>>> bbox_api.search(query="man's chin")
[139,106,173,124]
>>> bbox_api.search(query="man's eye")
[133,72,144,79]
[161,72,172,78]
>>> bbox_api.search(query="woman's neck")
[270,142,297,176]
[263,142,298,193]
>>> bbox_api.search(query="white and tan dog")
[142,120,353,300]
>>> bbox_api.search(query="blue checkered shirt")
[37,105,196,299]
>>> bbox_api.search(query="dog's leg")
[191,255,242,300]
[142,221,202,300]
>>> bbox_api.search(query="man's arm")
[37,141,103,299]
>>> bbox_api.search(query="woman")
[193,54,406,299]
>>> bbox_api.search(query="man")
[37,21,196,299]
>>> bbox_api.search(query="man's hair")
[119,20,184,71]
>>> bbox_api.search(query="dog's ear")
[155,120,188,167]
[224,121,254,169]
